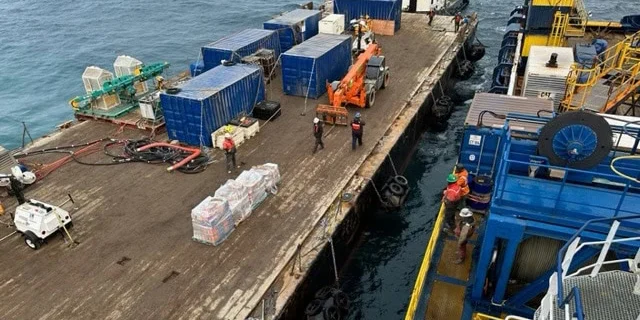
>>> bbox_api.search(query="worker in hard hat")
[313,117,325,154]
[222,133,240,174]
[428,7,436,26]
[452,12,463,32]
[454,163,470,207]
[351,112,366,150]
[442,173,462,233]
[454,208,475,264]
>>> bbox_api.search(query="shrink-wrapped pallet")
[191,196,234,246]
[215,179,252,225]
[236,170,267,210]
[252,163,281,193]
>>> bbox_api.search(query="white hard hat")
[313,117,320,124]
[459,208,473,218]
[224,133,231,139]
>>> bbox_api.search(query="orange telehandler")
[316,31,390,125]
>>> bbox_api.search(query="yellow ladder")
[561,30,640,112]
[549,11,568,47]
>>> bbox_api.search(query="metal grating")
[535,270,640,320]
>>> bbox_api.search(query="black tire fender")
[305,299,324,316]
[393,175,409,187]
[389,182,404,196]
[315,286,335,300]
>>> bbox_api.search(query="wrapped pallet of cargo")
[263,9,322,52]
[159,64,265,147]
[201,29,281,71]
[191,196,235,246]
[252,163,281,193]
[214,180,252,225]
[333,0,402,35]
[236,170,268,210]
[281,34,352,99]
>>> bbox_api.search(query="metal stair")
[561,30,640,113]
[533,216,640,320]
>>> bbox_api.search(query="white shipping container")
[319,14,345,35]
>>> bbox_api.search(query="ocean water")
[0,0,636,318]
[339,0,637,319]
[0,0,301,149]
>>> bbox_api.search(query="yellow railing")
[566,0,587,36]
[561,30,640,112]
[404,200,447,320]
[473,313,504,320]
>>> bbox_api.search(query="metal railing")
[493,143,640,221]
[536,214,640,320]
[561,30,640,112]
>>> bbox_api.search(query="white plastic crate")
[240,120,260,139]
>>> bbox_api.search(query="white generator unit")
[114,55,149,95]
[319,14,345,35]
[82,66,121,110]
[139,92,161,120]
[13,199,72,250]
[522,46,574,110]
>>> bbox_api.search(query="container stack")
[191,196,235,246]
[201,29,281,71]
[281,34,352,99]
[263,9,322,52]
[160,64,265,147]
[333,0,402,35]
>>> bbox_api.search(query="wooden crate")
[371,19,396,36]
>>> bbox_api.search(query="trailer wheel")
[365,90,376,108]
[24,231,41,250]
[381,71,390,89]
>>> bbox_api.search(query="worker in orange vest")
[222,133,240,174]
[313,117,324,154]
[455,163,470,206]
[351,112,366,150]
[452,12,463,32]
[428,7,437,26]
[454,208,475,264]
[442,173,462,232]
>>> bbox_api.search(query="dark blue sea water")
[0,0,635,318]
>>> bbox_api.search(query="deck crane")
[69,62,170,110]
[316,20,390,125]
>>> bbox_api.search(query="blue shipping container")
[263,9,322,52]
[190,61,204,77]
[160,64,265,146]
[201,29,281,71]
[333,0,402,32]
[281,34,352,99]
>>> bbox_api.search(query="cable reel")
[537,111,613,169]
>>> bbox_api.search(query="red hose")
[136,143,201,172]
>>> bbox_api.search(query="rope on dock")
[387,154,398,176]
